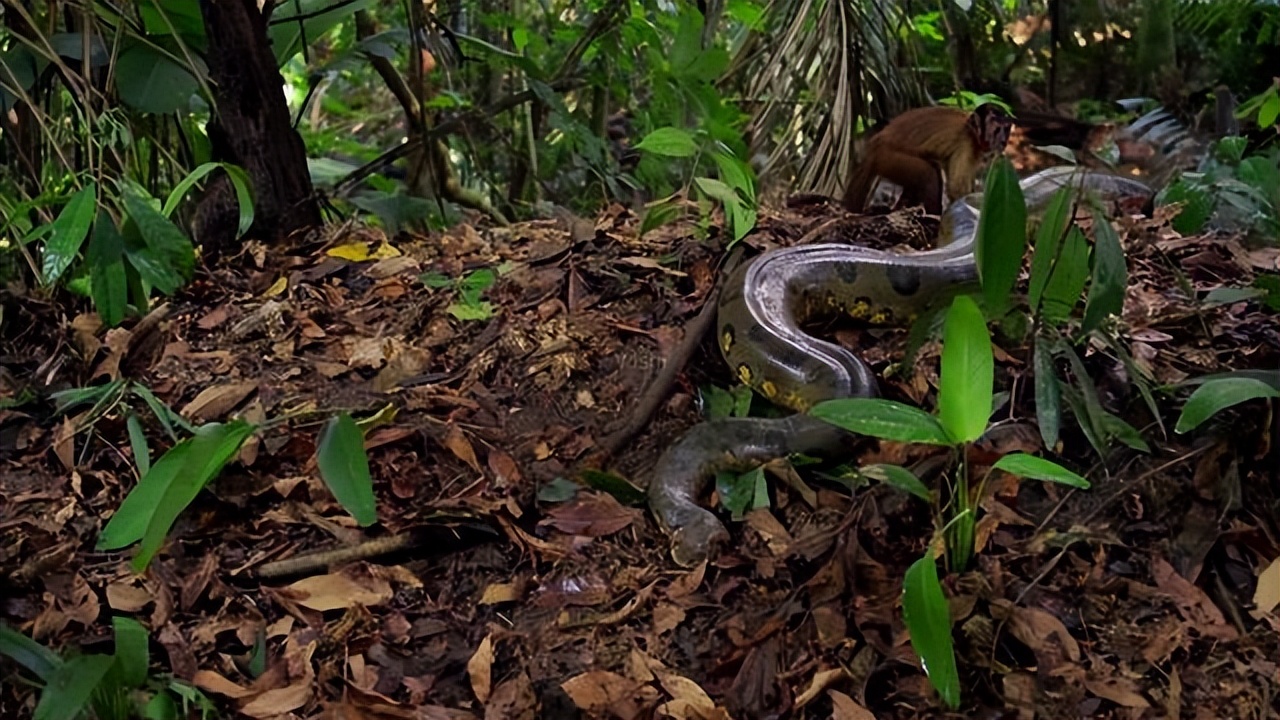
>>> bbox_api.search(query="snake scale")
[649,166,1155,566]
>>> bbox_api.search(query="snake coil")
[649,166,1154,566]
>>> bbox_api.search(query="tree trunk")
[195,0,320,255]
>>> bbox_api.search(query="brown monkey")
[841,104,1014,215]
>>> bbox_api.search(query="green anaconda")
[649,166,1155,567]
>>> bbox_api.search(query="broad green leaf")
[862,464,931,501]
[269,0,375,65]
[1158,178,1214,235]
[1100,411,1150,452]
[579,469,647,506]
[1055,343,1111,460]
[164,163,256,238]
[634,127,699,158]
[42,184,98,285]
[537,477,580,503]
[1259,93,1280,129]
[120,181,194,294]
[1202,286,1266,308]
[143,691,180,720]
[33,653,114,720]
[1033,336,1062,449]
[1027,186,1073,313]
[1037,227,1091,326]
[992,452,1090,488]
[902,555,961,709]
[316,413,378,526]
[938,295,993,444]
[111,616,149,688]
[974,157,1026,315]
[1175,378,1280,434]
[711,150,756,203]
[0,624,62,682]
[133,421,257,571]
[639,197,684,237]
[717,466,767,520]
[1081,207,1127,335]
[116,43,199,115]
[87,212,128,327]
[99,440,194,551]
[126,413,151,478]
[811,398,953,445]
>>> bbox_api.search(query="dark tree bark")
[195,0,320,255]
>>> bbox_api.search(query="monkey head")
[967,103,1014,156]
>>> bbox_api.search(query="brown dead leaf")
[479,582,522,605]
[1085,676,1150,708]
[1252,556,1280,617]
[1002,603,1080,668]
[193,669,255,699]
[654,669,716,714]
[106,579,153,612]
[485,672,536,720]
[442,423,482,473]
[239,679,314,718]
[542,492,641,537]
[828,690,876,720]
[561,670,644,716]
[652,601,687,635]
[1150,556,1239,639]
[180,382,257,422]
[812,604,848,649]
[665,563,707,600]
[487,449,522,486]
[744,508,792,557]
[794,667,847,707]
[468,633,496,703]
[277,567,393,611]
[196,304,232,330]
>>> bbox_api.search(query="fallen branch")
[597,245,747,459]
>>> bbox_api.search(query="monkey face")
[970,104,1014,155]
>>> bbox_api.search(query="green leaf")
[1037,227,1091,326]
[902,555,961,709]
[116,43,198,115]
[1202,286,1267,308]
[119,180,195,294]
[712,150,756,203]
[99,438,195,551]
[1027,187,1074,313]
[126,413,151,479]
[1033,336,1061,449]
[634,127,699,158]
[316,413,378,526]
[974,157,1027,315]
[1100,411,1150,452]
[1158,178,1214,235]
[163,163,255,238]
[639,197,684,237]
[862,464,931,502]
[578,469,646,505]
[124,421,256,571]
[1081,206,1127,335]
[1258,93,1280,129]
[42,183,98,285]
[537,477,580,503]
[33,653,114,720]
[717,466,767,520]
[811,398,953,446]
[1175,377,1280,434]
[87,211,129,327]
[992,452,1090,488]
[111,616,149,688]
[0,624,63,682]
[938,295,993,444]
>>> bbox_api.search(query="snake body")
[649,166,1154,566]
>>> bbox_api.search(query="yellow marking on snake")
[720,330,734,354]
[737,364,754,386]
[759,380,778,399]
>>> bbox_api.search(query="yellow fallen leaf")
[262,275,288,298]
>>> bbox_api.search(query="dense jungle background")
[2,0,1279,718]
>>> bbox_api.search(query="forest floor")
[3,138,1280,720]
